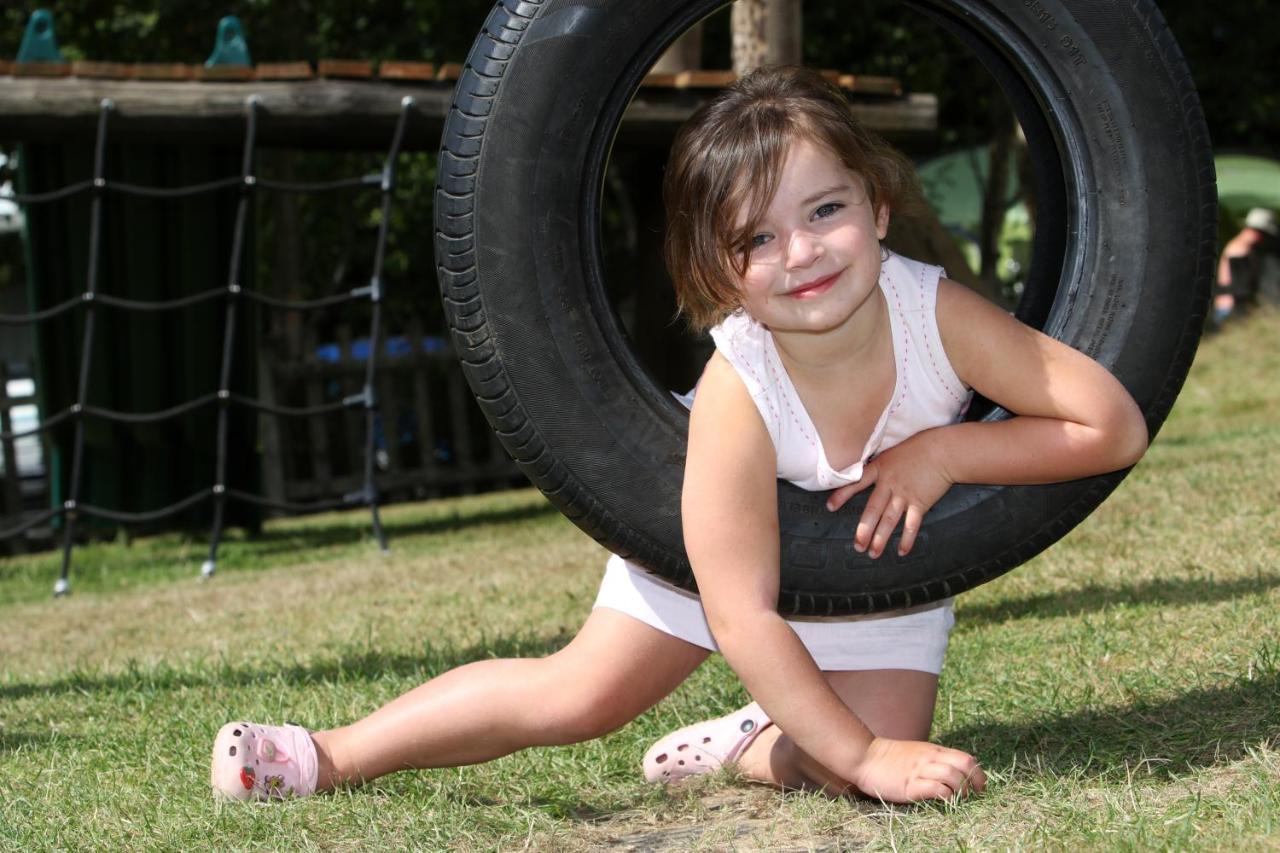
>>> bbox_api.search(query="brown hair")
[663,65,923,332]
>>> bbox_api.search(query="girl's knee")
[538,684,645,744]
[528,658,649,744]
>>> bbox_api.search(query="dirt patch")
[569,787,876,852]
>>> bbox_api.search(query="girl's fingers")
[907,779,955,802]
[935,751,986,794]
[854,486,890,552]
[897,504,924,556]
[963,759,987,793]
[921,761,974,799]
[869,496,905,557]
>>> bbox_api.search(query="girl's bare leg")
[310,608,709,791]
[734,669,940,792]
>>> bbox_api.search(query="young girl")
[211,66,1148,805]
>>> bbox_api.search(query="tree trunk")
[767,0,802,67]
[732,0,802,76]
[732,1,769,76]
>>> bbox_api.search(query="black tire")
[435,0,1215,615]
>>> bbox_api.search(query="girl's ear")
[875,204,891,241]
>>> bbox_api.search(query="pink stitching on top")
[885,274,908,421]
[918,265,963,404]
[765,335,818,448]
[729,333,781,427]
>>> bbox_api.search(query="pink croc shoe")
[211,721,319,801]
[643,702,773,783]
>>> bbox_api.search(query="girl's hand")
[849,737,986,803]
[825,433,953,558]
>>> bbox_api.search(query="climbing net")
[0,94,416,596]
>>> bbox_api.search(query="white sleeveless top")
[592,252,972,673]
[708,250,972,486]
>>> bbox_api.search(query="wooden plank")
[0,76,934,150]
[674,70,737,88]
[379,61,436,81]
[129,63,196,81]
[0,60,12,76]
[195,65,255,82]
[12,62,71,78]
[256,62,313,81]
[318,59,374,79]
[436,62,464,81]
[838,74,903,96]
[641,72,679,88]
[70,61,131,79]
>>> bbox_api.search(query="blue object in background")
[205,16,252,68]
[314,336,449,363]
[17,9,66,64]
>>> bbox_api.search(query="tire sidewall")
[444,0,1213,613]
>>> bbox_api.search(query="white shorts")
[593,554,955,674]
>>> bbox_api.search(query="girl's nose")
[785,229,822,270]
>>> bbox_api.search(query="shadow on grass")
[0,730,77,754]
[947,669,1280,781]
[0,501,560,583]
[0,630,574,703]
[959,572,1280,627]
[224,500,561,559]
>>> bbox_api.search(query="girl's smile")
[786,271,841,299]
[732,137,890,342]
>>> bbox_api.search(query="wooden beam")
[0,75,936,150]
[0,77,455,149]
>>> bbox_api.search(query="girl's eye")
[814,202,844,219]
[749,233,771,249]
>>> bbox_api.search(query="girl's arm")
[685,353,981,800]
[829,278,1149,557]
[933,277,1149,483]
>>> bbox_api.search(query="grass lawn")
[2,308,1278,851]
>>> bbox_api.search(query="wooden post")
[767,0,802,66]
[732,0,801,76]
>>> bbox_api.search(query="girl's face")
[730,137,890,337]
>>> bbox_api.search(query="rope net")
[0,95,416,595]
